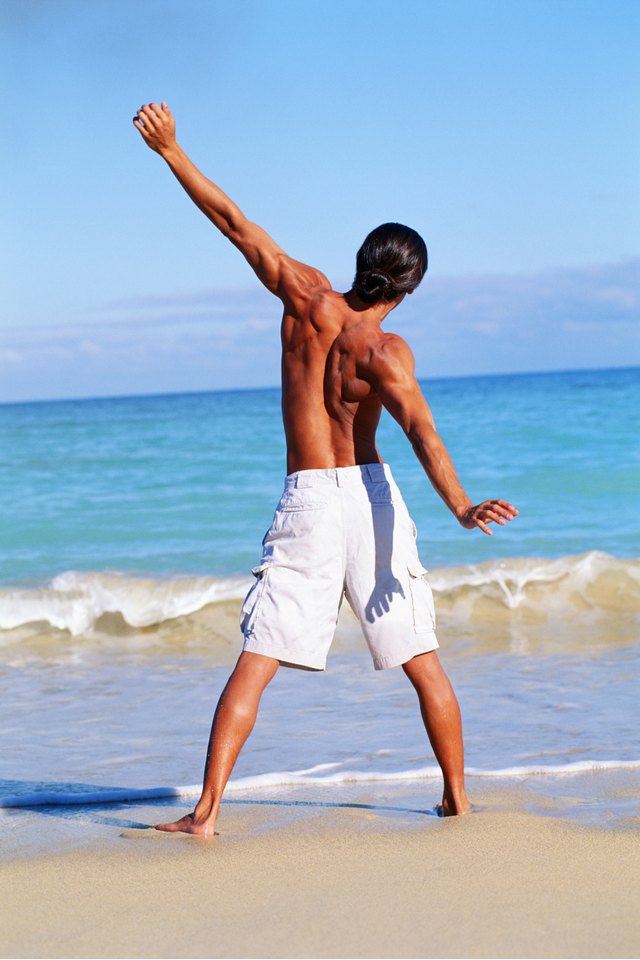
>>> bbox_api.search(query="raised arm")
[133,102,327,303]
[361,335,518,535]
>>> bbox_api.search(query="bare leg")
[156,651,279,835]
[402,650,471,816]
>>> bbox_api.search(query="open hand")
[459,499,518,535]
[132,101,176,155]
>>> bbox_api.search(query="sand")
[2,788,639,960]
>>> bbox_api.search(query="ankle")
[194,796,217,822]
[442,785,470,814]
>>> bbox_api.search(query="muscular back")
[280,278,395,474]
[133,101,517,536]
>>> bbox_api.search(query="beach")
[3,789,640,959]
[1,367,639,957]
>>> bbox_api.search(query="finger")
[479,507,506,525]
[140,105,158,129]
[476,519,493,535]
[492,505,515,520]
[133,109,150,130]
[139,105,158,131]
[149,101,163,118]
[480,501,517,521]
[133,118,150,138]
[496,500,519,515]
[482,506,511,523]
[161,100,171,114]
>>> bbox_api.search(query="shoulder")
[363,332,416,379]
[278,257,332,308]
[351,331,417,395]
[378,333,415,365]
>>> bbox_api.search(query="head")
[352,223,428,305]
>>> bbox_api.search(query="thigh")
[241,485,344,670]
[344,484,438,671]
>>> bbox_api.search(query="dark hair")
[353,222,428,305]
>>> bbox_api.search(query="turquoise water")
[1,367,639,584]
[0,367,639,844]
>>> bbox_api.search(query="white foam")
[0,551,640,643]
[430,550,640,613]
[0,551,638,640]
[0,571,250,637]
[2,759,639,809]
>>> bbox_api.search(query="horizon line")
[1,363,638,409]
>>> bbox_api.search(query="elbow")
[407,422,441,465]
[407,421,438,448]
[217,204,247,242]
[230,211,249,234]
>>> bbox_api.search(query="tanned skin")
[133,102,518,835]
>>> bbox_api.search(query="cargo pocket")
[239,563,271,635]
[407,559,436,633]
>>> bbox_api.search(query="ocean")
[1,366,639,852]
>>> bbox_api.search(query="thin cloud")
[1,259,638,402]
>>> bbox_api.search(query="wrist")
[454,499,473,522]
[159,141,182,164]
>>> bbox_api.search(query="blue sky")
[2,0,639,401]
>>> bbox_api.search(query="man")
[133,102,518,836]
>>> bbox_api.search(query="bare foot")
[435,797,473,817]
[155,811,217,836]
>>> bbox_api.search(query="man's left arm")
[361,335,518,535]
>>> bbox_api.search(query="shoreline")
[2,794,639,959]
[3,768,639,863]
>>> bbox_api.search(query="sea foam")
[2,759,639,809]
[0,551,637,641]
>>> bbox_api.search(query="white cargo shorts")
[240,463,438,670]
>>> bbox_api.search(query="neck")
[344,288,403,322]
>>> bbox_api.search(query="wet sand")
[2,787,639,959]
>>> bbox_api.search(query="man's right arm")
[360,335,518,535]
[133,102,328,305]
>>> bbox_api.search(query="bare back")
[281,282,395,474]
[133,100,518,543]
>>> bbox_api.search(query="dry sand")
[2,795,639,959]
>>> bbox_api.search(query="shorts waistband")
[286,463,393,488]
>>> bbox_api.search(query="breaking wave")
[0,551,637,642]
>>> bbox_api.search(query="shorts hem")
[242,636,327,672]
[372,632,439,671]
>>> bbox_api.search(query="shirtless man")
[133,101,518,836]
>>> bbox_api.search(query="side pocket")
[239,563,271,635]
[407,560,436,633]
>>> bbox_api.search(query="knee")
[216,684,260,731]
[222,695,256,725]
[219,657,276,719]
[402,650,443,684]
